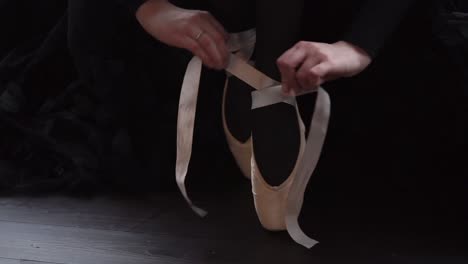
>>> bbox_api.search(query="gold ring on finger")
[195,30,204,41]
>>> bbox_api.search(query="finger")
[184,36,216,68]
[196,32,225,69]
[295,55,323,93]
[203,16,230,67]
[203,13,229,41]
[197,20,229,69]
[308,61,334,88]
[277,45,307,95]
[187,25,222,69]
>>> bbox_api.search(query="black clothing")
[119,0,146,14]
[0,0,465,255]
[122,0,417,58]
[0,0,235,194]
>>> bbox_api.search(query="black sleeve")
[343,0,418,58]
[117,0,147,14]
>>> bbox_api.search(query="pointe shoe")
[177,28,326,248]
[222,77,253,179]
[224,39,331,248]
[251,103,306,230]
[224,50,328,248]
[222,31,256,180]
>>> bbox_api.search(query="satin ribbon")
[248,68,330,250]
[284,88,330,249]
[176,30,257,217]
[176,29,331,248]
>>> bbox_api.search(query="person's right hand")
[136,0,230,69]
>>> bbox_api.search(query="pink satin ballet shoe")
[222,77,253,179]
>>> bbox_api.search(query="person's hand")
[276,41,372,95]
[136,0,229,69]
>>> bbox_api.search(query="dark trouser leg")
[208,0,310,185]
[203,0,306,184]
[251,0,305,185]
[204,0,256,173]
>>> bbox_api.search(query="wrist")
[335,41,371,59]
[335,40,372,68]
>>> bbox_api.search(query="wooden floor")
[0,183,466,264]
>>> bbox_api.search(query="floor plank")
[21,260,62,264]
[0,258,20,264]
[130,185,268,239]
[0,192,322,264]
[0,258,59,264]
[0,193,465,264]
[0,220,295,264]
[0,196,168,232]
[0,221,202,264]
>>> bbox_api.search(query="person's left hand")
[276,41,372,95]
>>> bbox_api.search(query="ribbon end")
[192,206,208,218]
[303,239,319,249]
[286,217,320,249]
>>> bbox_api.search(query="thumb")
[310,61,333,77]
[310,61,333,85]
